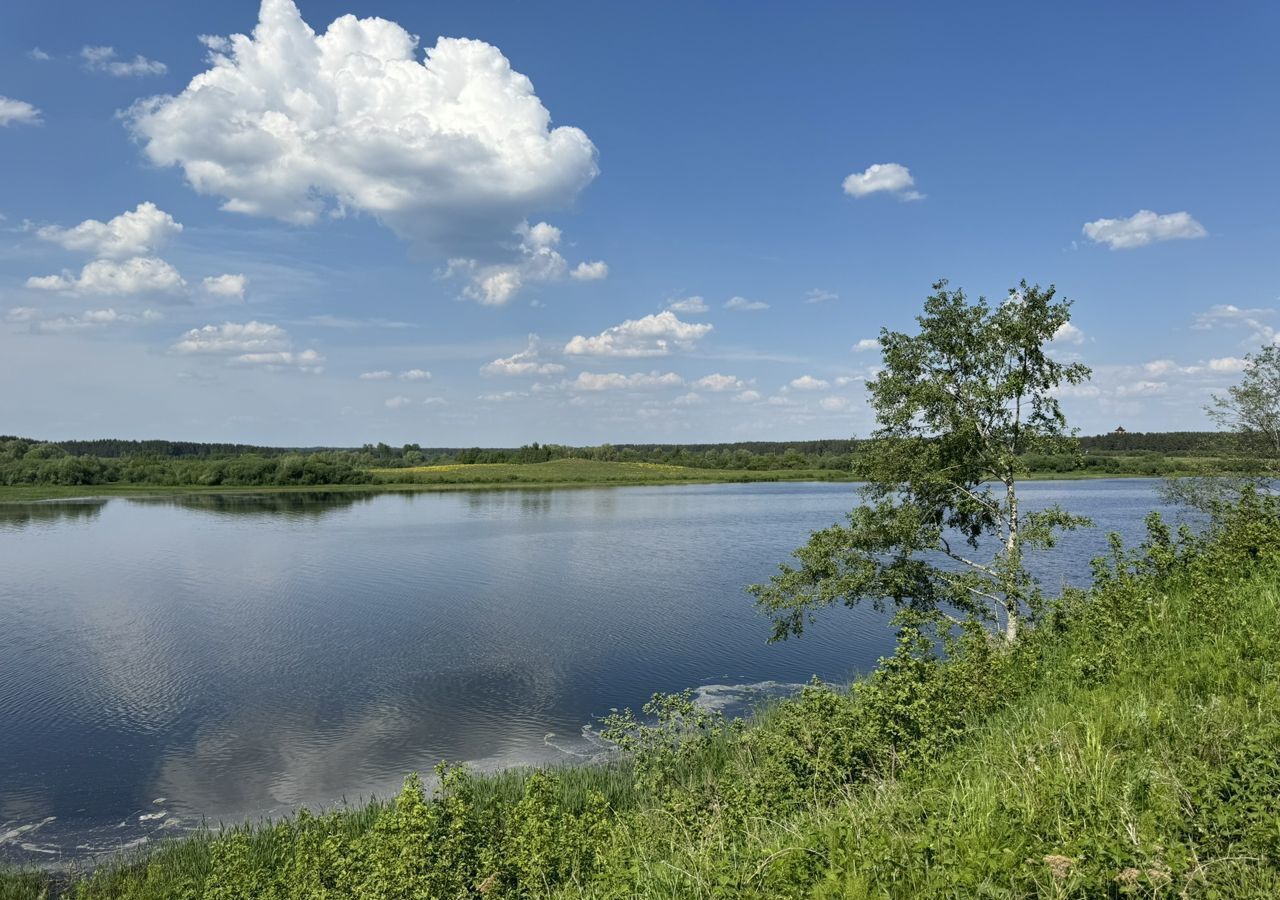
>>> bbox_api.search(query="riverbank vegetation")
[0,430,1263,501]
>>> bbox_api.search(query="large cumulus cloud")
[128,0,600,272]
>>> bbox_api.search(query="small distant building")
[1114,425,1127,434]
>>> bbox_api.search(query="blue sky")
[1,1,1277,446]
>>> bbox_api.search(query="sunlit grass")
[369,458,846,485]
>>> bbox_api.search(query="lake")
[0,479,1177,863]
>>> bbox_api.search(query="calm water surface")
[0,480,1174,862]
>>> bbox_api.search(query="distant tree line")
[0,437,364,487]
[0,431,1259,488]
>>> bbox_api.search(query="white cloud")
[399,368,431,381]
[385,395,412,409]
[81,45,167,77]
[693,373,746,392]
[173,321,291,354]
[481,334,565,376]
[1082,210,1207,250]
[478,390,529,402]
[26,257,187,295]
[852,338,879,352]
[1052,322,1085,344]
[0,96,42,126]
[569,371,683,391]
[10,307,162,333]
[1143,359,1176,376]
[1191,304,1277,346]
[842,163,922,200]
[127,0,596,263]
[666,296,708,314]
[422,397,447,406]
[788,375,830,391]
[170,322,323,372]
[359,370,393,380]
[819,396,851,411]
[451,221,603,305]
[235,349,324,372]
[36,203,182,259]
[733,390,762,403]
[1208,356,1248,373]
[29,48,53,62]
[564,311,712,357]
[202,273,248,298]
[806,288,837,304]
[1194,304,1273,330]
[460,266,524,306]
[570,260,608,281]
[674,392,704,407]
[724,296,769,311]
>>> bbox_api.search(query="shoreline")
[0,469,1162,504]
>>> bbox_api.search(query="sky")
[1,1,1277,447]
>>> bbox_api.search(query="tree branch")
[938,536,1001,579]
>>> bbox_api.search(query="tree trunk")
[1004,477,1020,642]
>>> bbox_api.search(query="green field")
[369,458,853,485]
[0,458,1199,505]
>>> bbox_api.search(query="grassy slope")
[587,568,1280,897]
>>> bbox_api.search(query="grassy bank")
[5,496,1279,897]
[0,460,1169,503]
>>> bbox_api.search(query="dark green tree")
[751,279,1091,643]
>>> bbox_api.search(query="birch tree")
[1165,345,1280,514]
[1208,345,1280,470]
[751,279,1091,643]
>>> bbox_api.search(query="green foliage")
[0,431,1265,500]
[752,279,1092,644]
[0,437,368,489]
[1208,344,1280,465]
[1164,346,1280,517]
[599,690,731,800]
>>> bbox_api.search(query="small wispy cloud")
[724,296,769,311]
[81,45,167,77]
